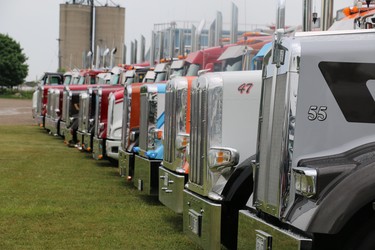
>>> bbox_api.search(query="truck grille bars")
[78,93,88,133]
[121,89,131,150]
[189,86,207,186]
[163,87,177,163]
[139,94,149,151]
[62,91,68,124]
[256,73,289,218]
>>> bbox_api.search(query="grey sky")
[0,0,351,81]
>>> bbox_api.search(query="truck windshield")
[225,58,242,71]
[64,76,72,85]
[110,74,119,85]
[72,77,80,85]
[155,72,166,82]
[170,67,184,77]
[124,77,134,85]
[78,76,85,85]
[186,64,200,76]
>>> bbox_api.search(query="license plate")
[255,230,272,250]
[188,209,201,236]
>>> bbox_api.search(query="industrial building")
[59,1,125,71]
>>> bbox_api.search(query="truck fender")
[307,161,375,234]
[220,155,255,250]
[222,155,255,208]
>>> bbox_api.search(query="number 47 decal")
[238,83,254,94]
[308,106,327,121]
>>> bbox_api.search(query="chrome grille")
[52,90,60,119]
[88,91,96,132]
[189,86,207,186]
[62,91,68,122]
[139,93,149,150]
[107,94,115,136]
[46,91,53,117]
[36,88,42,116]
[94,91,102,137]
[256,73,288,217]
[78,93,87,132]
[163,85,177,162]
[69,92,80,127]
[121,89,130,149]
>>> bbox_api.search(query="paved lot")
[0,98,34,125]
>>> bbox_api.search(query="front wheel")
[343,214,375,250]
[314,203,375,250]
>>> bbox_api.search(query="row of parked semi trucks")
[32,5,375,249]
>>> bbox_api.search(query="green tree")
[0,33,28,88]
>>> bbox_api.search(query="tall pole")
[57,38,62,71]
[89,0,94,55]
[303,0,312,31]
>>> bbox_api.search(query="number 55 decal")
[308,106,327,121]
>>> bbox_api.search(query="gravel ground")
[0,98,34,125]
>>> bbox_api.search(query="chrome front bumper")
[237,210,312,250]
[118,149,134,179]
[92,137,104,160]
[159,166,186,213]
[60,120,67,137]
[62,127,74,146]
[105,139,120,160]
[36,115,44,127]
[45,116,54,133]
[133,155,161,195]
[183,189,222,250]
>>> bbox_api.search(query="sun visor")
[171,60,185,69]
[217,45,251,61]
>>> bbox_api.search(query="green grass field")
[0,125,200,249]
[0,89,34,99]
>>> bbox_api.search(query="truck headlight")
[293,167,317,198]
[151,129,163,140]
[208,147,239,172]
[129,131,138,142]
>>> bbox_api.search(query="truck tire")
[343,214,375,250]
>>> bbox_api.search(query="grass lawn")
[0,125,199,249]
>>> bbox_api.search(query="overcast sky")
[0,0,352,81]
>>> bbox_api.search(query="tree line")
[0,33,29,88]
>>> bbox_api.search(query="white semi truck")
[237,28,375,250]
[183,70,263,249]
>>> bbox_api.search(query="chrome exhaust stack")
[321,0,333,31]
[230,2,238,43]
[303,0,313,31]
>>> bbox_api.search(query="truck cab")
[32,72,64,126]
[218,36,272,72]
[157,45,233,213]
[105,66,151,162]
[132,83,167,195]
[118,83,143,178]
[182,71,262,249]
[44,86,64,135]
[330,3,375,30]
[92,85,123,160]
[238,29,375,250]
[117,64,170,180]
[158,76,194,212]
[158,41,273,215]
[61,70,105,144]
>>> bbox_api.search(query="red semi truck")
[32,72,64,127]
